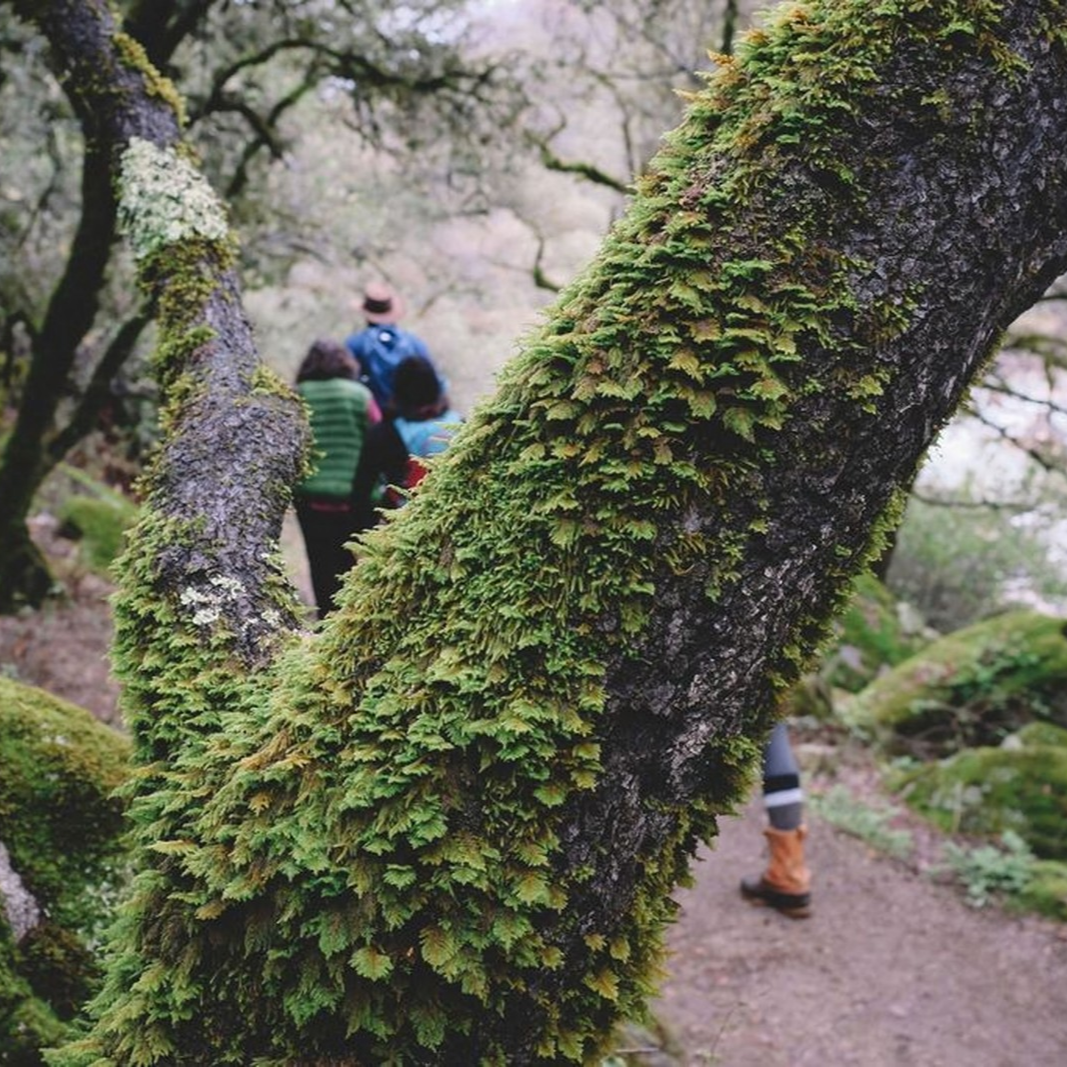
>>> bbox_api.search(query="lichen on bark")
[118,138,230,260]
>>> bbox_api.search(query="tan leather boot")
[740,825,812,918]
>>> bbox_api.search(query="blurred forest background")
[4,0,1067,626]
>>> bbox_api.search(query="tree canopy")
[11,0,1067,1063]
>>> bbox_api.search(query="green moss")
[1038,3,1067,54]
[61,1,1054,1062]
[0,940,68,1067]
[0,678,131,1061]
[784,672,835,720]
[843,612,1067,756]
[16,923,97,1020]
[113,34,186,127]
[1011,721,1067,748]
[783,573,931,719]
[895,743,1067,861]
[0,678,130,927]
[248,362,295,401]
[57,495,139,575]
[824,572,931,693]
[1016,859,1067,921]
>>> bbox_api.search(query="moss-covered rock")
[783,672,836,720]
[1017,860,1067,922]
[0,936,69,1067]
[783,574,931,720]
[0,677,130,1062]
[842,611,1067,758]
[1009,721,1067,749]
[823,572,933,694]
[893,737,1067,861]
[57,494,139,576]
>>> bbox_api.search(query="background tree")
[454,1,759,296]
[882,280,1067,627]
[0,0,520,612]
[14,0,1067,1063]
[517,0,749,194]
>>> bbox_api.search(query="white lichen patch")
[118,137,229,259]
[179,574,248,628]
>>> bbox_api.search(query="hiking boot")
[740,824,812,919]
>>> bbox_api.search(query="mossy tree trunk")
[22,0,1067,1064]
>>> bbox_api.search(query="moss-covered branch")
[14,0,308,663]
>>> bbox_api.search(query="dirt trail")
[3,542,1067,1066]
[655,798,1067,1066]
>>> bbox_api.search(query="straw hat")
[359,281,404,324]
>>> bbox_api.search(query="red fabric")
[381,456,429,508]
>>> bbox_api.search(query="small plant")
[600,1017,686,1064]
[809,784,913,859]
[939,830,1036,908]
[57,493,139,574]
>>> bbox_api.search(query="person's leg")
[762,721,804,831]
[296,499,350,618]
[319,508,356,614]
[740,722,812,918]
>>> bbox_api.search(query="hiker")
[345,282,440,414]
[293,339,380,618]
[740,722,812,918]
[351,354,462,533]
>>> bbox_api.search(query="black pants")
[295,497,354,618]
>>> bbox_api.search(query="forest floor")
[2,519,1066,1067]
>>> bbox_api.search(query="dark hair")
[296,339,359,383]
[393,355,444,416]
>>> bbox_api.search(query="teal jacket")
[297,377,377,500]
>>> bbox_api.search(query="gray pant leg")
[762,722,804,830]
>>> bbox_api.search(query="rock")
[0,840,40,940]
[843,611,1067,759]
[892,735,1067,862]
[0,676,131,1056]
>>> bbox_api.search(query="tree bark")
[9,0,309,649]
[0,2,225,613]
[124,0,217,70]
[27,1,1067,1064]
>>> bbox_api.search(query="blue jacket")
[351,409,462,530]
[345,325,432,411]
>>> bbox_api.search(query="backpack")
[352,326,427,411]
[380,411,462,508]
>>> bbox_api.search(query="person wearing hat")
[350,354,462,533]
[345,282,438,414]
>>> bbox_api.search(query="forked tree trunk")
[22,1,1067,1064]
